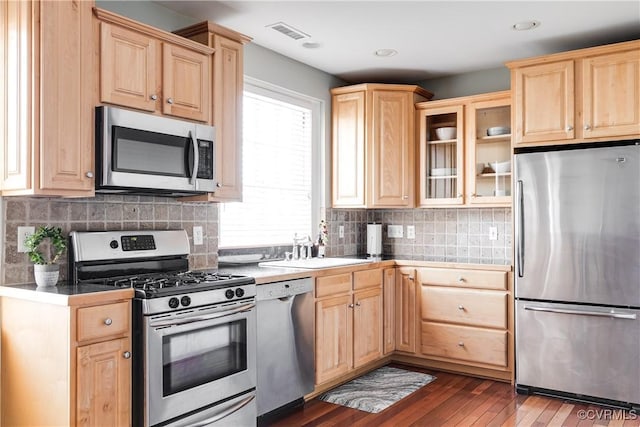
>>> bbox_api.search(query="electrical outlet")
[489,226,498,241]
[407,225,416,239]
[17,226,35,253]
[388,225,403,238]
[193,226,204,245]
[339,225,345,239]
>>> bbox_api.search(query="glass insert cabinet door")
[418,105,464,206]
[467,99,512,204]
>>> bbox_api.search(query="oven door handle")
[151,302,256,328]
[189,394,255,427]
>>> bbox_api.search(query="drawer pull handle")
[458,342,465,347]
[123,351,131,359]
[104,318,113,326]
[458,305,465,311]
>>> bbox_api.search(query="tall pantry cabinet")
[0,0,95,196]
[331,84,433,208]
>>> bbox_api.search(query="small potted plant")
[25,226,67,287]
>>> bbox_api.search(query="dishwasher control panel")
[256,277,313,300]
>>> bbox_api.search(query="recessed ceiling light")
[375,49,398,57]
[302,41,322,49]
[512,20,541,31]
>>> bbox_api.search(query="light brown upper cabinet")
[508,40,640,147]
[174,22,252,202]
[331,84,433,208]
[96,8,214,124]
[416,91,512,208]
[1,0,95,197]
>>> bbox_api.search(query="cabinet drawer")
[316,273,352,298]
[77,301,130,343]
[421,287,507,329]
[353,268,382,290]
[418,268,507,290]
[421,322,507,367]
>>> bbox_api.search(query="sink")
[258,257,373,270]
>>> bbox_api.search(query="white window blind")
[220,83,316,248]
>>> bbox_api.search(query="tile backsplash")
[2,195,219,285]
[325,207,512,265]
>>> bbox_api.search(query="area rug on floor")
[318,366,436,413]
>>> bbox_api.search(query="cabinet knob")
[104,318,113,326]
[457,277,465,283]
[408,276,415,281]
[355,301,361,307]
[584,124,591,131]
[458,342,465,347]
[123,351,131,359]
[402,195,409,199]
[150,94,158,101]
[457,194,463,198]
[348,303,354,308]
[458,305,465,311]
[216,182,223,188]
[167,98,174,105]
[566,125,574,131]
[85,171,94,178]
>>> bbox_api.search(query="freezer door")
[516,300,640,405]
[514,144,640,306]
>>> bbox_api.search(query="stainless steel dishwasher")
[256,277,314,422]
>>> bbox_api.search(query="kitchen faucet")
[292,233,312,260]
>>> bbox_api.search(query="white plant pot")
[34,264,60,288]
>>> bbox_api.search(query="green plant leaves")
[25,226,66,265]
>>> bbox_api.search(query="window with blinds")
[219,81,319,248]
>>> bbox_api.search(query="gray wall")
[417,67,511,100]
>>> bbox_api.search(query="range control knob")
[168,297,180,309]
[235,288,245,298]
[109,240,119,249]
[225,289,235,299]
[180,296,191,307]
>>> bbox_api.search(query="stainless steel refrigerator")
[514,141,640,408]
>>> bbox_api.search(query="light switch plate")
[489,226,498,241]
[17,226,35,253]
[388,225,403,238]
[193,226,204,245]
[407,225,416,239]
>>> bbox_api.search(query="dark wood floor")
[268,364,640,427]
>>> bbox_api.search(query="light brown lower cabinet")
[1,290,133,426]
[415,267,513,379]
[382,268,396,355]
[395,267,417,354]
[315,269,383,386]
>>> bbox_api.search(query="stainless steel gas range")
[69,230,257,427]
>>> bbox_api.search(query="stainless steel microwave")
[95,106,216,196]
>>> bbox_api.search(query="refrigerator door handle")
[516,180,524,278]
[524,305,637,320]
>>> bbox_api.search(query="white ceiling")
[157,1,640,83]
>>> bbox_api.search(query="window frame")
[218,77,324,249]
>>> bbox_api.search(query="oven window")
[162,319,247,396]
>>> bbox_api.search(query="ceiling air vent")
[266,22,310,40]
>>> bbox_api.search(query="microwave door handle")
[189,130,199,189]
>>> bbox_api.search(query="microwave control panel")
[197,140,214,180]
